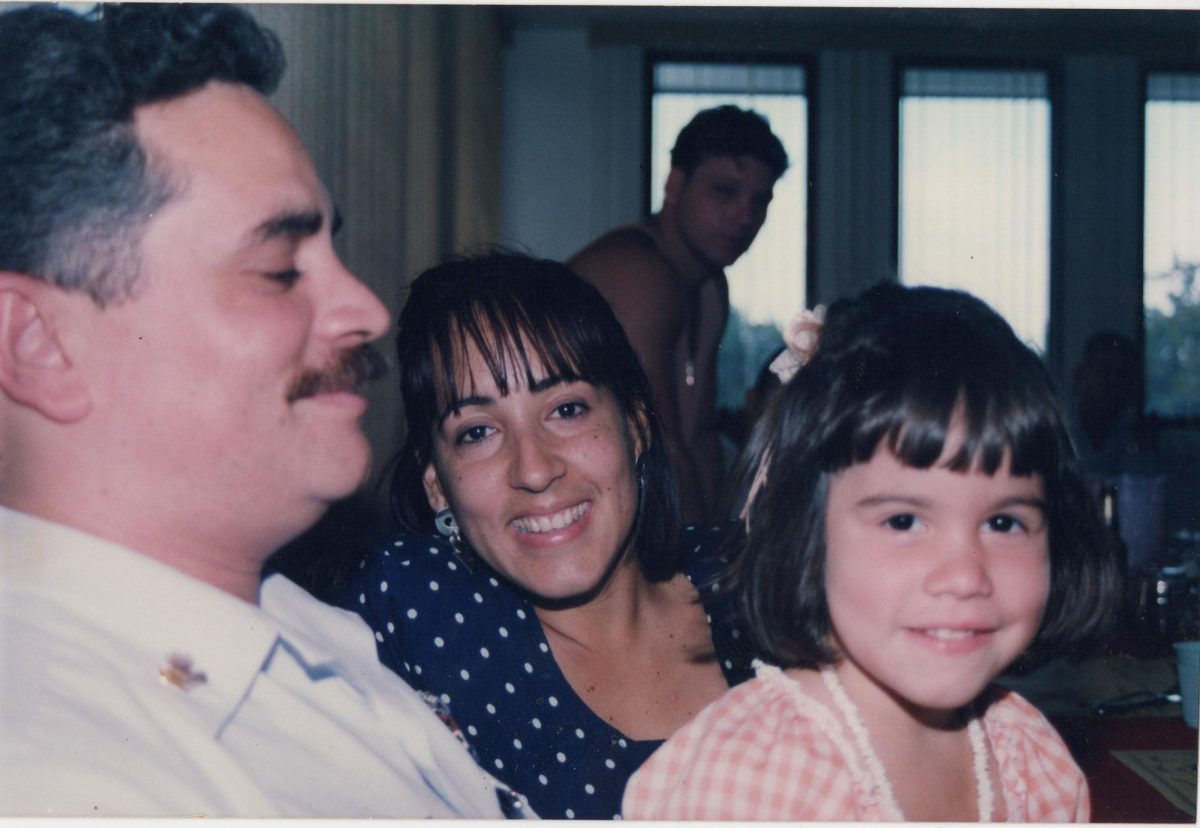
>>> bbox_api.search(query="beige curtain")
[245,3,502,481]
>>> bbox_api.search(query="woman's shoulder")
[343,528,538,672]
[345,531,473,592]
[357,529,455,569]
[340,529,522,621]
[677,522,758,683]
[677,521,741,581]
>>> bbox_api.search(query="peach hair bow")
[739,304,825,530]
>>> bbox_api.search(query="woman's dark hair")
[732,281,1123,670]
[391,252,682,581]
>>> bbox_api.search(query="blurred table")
[1052,714,1197,822]
[1000,637,1197,823]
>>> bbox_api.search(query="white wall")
[500,27,643,260]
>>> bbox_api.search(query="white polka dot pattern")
[342,523,752,820]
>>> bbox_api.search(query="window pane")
[899,68,1050,351]
[651,62,807,416]
[1144,73,1200,417]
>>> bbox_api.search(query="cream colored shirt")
[0,505,519,818]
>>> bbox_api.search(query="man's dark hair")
[392,252,682,583]
[669,105,789,179]
[731,282,1124,671]
[0,4,284,305]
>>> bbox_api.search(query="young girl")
[623,283,1123,822]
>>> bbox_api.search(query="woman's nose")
[507,432,566,493]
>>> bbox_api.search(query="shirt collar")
[259,573,382,691]
[1,505,285,736]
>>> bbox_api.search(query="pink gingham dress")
[622,663,1089,822]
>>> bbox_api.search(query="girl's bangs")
[845,374,1060,479]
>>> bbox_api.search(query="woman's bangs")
[433,304,590,415]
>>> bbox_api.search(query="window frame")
[645,51,815,417]
[892,56,1061,356]
[1141,61,1200,429]
[645,50,816,301]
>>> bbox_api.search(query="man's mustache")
[286,344,389,403]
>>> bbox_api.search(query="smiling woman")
[421,362,643,604]
[339,252,756,819]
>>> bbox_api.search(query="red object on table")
[1052,715,1198,823]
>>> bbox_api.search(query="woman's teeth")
[512,503,589,534]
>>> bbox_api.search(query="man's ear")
[664,167,686,207]
[422,462,448,512]
[0,274,91,423]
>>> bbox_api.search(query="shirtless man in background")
[569,106,788,522]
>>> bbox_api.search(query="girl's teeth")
[926,628,975,640]
[513,503,588,534]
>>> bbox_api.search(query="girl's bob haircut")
[391,251,682,582]
[733,282,1123,670]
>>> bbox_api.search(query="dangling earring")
[434,507,477,573]
[434,507,458,539]
[632,452,649,527]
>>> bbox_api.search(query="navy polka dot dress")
[340,523,754,820]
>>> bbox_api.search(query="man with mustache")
[0,4,517,818]
[568,106,788,523]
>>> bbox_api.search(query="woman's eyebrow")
[437,394,493,428]
[434,374,581,428]
[994,496,1047,511]
[528,375,571,394]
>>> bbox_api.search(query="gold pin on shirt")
[159,653,207,690]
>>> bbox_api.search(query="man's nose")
[318,256,391,344]
[731,196,760,230]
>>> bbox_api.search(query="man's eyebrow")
[251,209,324,244]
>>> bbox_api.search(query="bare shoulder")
[568,225,679,295]
[568,224,676,285]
